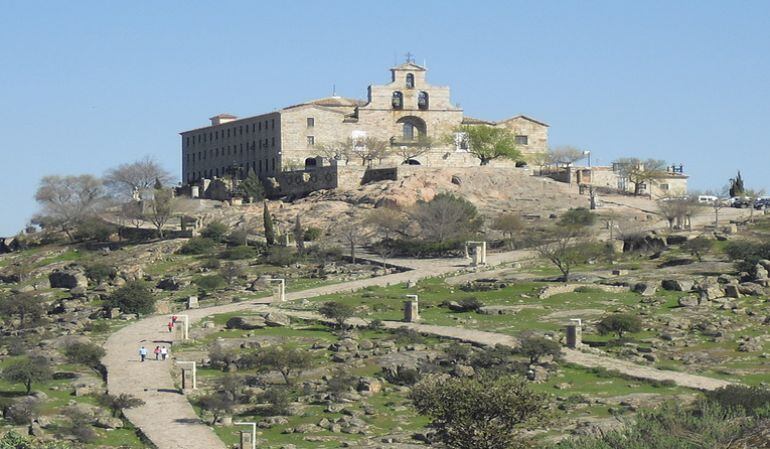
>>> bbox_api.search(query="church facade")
[180,60,548,184]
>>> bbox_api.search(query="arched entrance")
[396,116,427,142]
[304,157,318,169]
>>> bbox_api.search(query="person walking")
[154,346,161,361]
[167,321,174,333]
[139,346,147,362]
[160,346,168,361]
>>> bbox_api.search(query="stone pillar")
[191,185,200,198]
[181,368,193,392]
[187,296,199,309]
[403,300,419,322]
[480,241,487,264]
[566,318,582,349]
[239,431,253,449]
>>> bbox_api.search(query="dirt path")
[103,251,532,449]
[264,308,733,392]
[103,245,731,449]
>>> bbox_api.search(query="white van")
[697,195,718,204]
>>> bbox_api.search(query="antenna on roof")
[332,84,336,97]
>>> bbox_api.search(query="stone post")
[181,368,192,392]
[239,431,253,449]
[191,185,200,198]
[566,318,582,349]
[187,296,199,309]
[403,295,419,322]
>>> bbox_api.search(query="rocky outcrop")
[48,269,88,289]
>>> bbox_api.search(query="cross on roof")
[405,52,415,63]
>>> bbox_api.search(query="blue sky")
[2,1,770,235]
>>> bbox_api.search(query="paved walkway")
[103,246,731,449]
[103,251,531,449]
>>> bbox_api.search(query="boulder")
[356,377,382,395]
[738,282,765,296]
[93,416,124,429]
[477,306,519,315]
[678,296,700,307]
[48,270,88,289]
[737,337,762,352]
[723,284,742,299]
[226,316,266,330]
[633,283,657,297]
[661,279,694,292]
[263,312,290,327]
[697,283,724,301]
[156,277,185,291]
[451,175,462,186]
[755,263,769,281]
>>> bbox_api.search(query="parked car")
[730,197,752,208]
[754,197,770,209]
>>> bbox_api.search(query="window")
[271,137,275,147]
[307,136,315,146]
[307,117,315,128]
[392,91,403,109]
[406,73,414,88]
[660,183,670,191]
[403,122,415,140]
[185,137,189,147]
[418,91,429,110]
[515,135,529,145]
[271,119,274,129]
[259,122,262,132]
[239,126,243,135]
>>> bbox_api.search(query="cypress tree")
[263,201,276,246]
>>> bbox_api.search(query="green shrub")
[83,263,116,284]
[201,258,221,269]
[105,281,155,315]
[597,313,642,339]
[63,341,105,371]
[260,386,292,416]
[705,385,770,416]
[73,218,116,242]
[303,227,322,241]
[384,239,464,258]
[384,366,421,386]
[220,245,256,260]
[558,207,596,228]
[179,237,217,255]
[200,221,230,242]
[263,246,297,266]
[393,327,426,345]
[194,275,226,292]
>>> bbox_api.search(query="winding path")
[103,248,731,449]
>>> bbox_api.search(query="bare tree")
[34,175,105,240]
[338,220,370,264]
[614,157,669,196]
[103,156,174,200]
[657,196,701,230]
[365,207,407,241]
[357,137,392,166]
[536,228,599,282]
[394,136,433,164]
[491,212,524,249]
[318,138,356,165]
[146,189,177,239]
[410,193,483,243]
[547,146,586,166]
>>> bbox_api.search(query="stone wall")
[267,165,338,199]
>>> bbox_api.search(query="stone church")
[180,59,548,184]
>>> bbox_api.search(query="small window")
[307,117,315,127]
[307,136,315,146]
[406,73,414,88]
[271,137,275,147]
[660,183,670,191]
[418,91,429,110]
[515,135,529,145]
[392,91,403,109]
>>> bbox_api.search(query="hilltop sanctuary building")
[180,60,549,184]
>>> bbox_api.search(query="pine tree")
[263,201,276,246]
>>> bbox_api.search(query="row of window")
[185,119,276,147]
[392,91,429,110]
[188,158,276,181]
[186,139,276,164]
